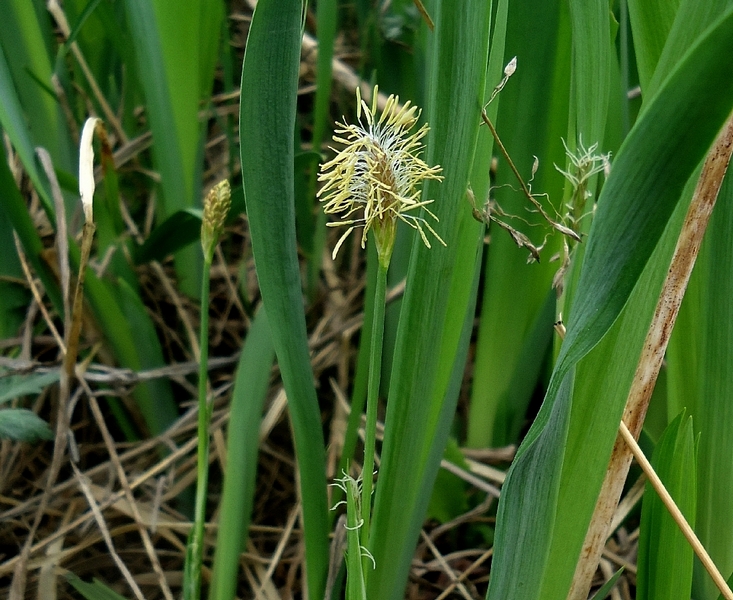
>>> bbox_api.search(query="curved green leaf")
[637,413,696,600]
[239,2,330,597]
[0,409,53,443]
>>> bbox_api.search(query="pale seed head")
[317,85,444,267]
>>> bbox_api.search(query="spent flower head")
[317,86,444,267]
[79,117,102,224]
[201,179,232,261]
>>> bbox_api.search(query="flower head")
[317,86,444,267]
[201,179,232,261]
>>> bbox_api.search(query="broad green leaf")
[367,2,494,598]
[66,574,129,600]
[627,0,680,92]
[122,0,210,216]
[487,8,733,599]
[134,191,245,265]
[490,289,555,445]
[426,438,469,524]
[669,171,733,600]
[0,0,73,176]
[135,209,204,264]
[210,308,275,600]
[239,1,330,597]
[646,0,733,102]
[122,0,222,295]
[0,371,61,404]
[568,0,613,146]
[0,409,53,443]
[646,2,733,597]
[637,412,696,600]
[559,7,733,375]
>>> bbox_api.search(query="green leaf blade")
[367,2,493,598]
[210,308,275,600]
[239,1,330,597]
[637,412,696,600]
[0,409,53,443]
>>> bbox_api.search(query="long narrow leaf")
[123,0,220,295]
[668,171,733,600]
[210,308,275,600]
[239,2,330,597]
[468,0,570,448]
[367,2,493,598]
[636,412,696,600]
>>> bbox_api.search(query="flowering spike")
[201,179,232,261]
[318,86,444,268]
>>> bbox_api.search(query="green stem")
[360,258,388,576]
[185,253,213,600]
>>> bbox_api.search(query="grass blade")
[239,2,330,597]
[209,308,275,600]
[366,2,493,598]
[468,0,571,448]
[636,412,696,600]
[627,0,680,92]
[122,0,222,295]
[668,169,733,600]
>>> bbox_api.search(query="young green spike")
[201,179,232,262]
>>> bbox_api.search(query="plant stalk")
[360,258,388,576]
[568,112,733,600]
[185,254,213,600]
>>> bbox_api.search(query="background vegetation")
[1,0,732,599]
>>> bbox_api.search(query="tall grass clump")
[3,0,733,599]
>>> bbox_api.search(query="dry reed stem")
[71,462,146,600]
[420,531,475,600]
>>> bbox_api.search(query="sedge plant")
[183,179,232,600]
[317,86,443,595]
